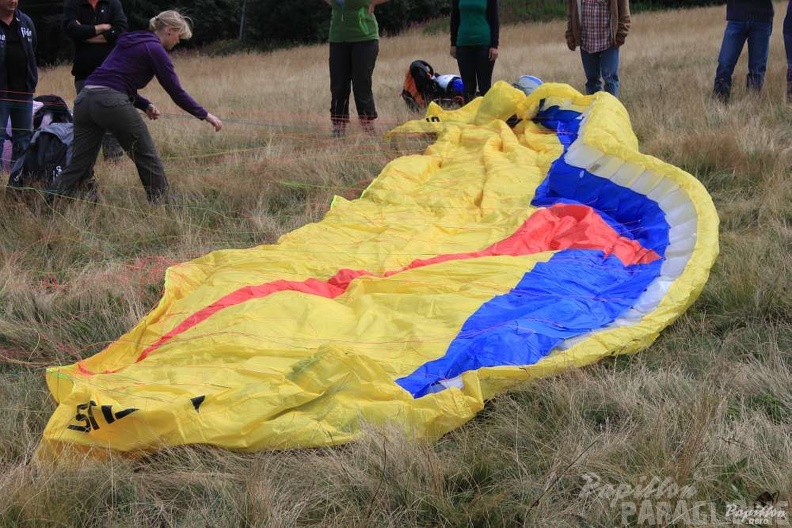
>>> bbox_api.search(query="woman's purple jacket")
[85,30,208,119]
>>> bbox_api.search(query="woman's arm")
[450,0,460,46]
[147,47,222,131]
[488,0,500,49]
[148,43,208,119]
[102,0,128,44]
[63,0,101,41]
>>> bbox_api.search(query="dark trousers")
[75,78,124,161]
[51,86,168,202]
[455,45,495,102]
[329,40,379,127]
[785,4,792,85]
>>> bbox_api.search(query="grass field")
[1,3,790,526]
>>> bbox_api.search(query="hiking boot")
[746,73,763,93]
[360,120,375,135]
[712,89,730,104]
[82,179,101,204]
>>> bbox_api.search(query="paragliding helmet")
[513,75,543,95]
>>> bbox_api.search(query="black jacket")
[726,0,774,23]
[0,10,37,97]
[63,0,127,80]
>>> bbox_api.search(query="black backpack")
[33,94,73,130]
[401,60,443,112]
[401,60,466,111]
[7,95,74,197]
[8,122,73,192]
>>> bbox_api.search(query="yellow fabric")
[40,82,718,456]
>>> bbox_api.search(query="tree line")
[24,0,724,66]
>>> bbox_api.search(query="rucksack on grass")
[401,60,465,112]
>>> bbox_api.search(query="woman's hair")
[149,10,193,40]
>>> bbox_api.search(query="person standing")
[48,11,222,204]
[784,0,792,103]
[450,0,499,103]
[0,0,37,179]
[323,0,390,138]
[712,0,774,103]
[566,0,630,98]
[64,0,128,162]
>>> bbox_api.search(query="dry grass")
[1,3,790,526]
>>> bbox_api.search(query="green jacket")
[329,0,380,43]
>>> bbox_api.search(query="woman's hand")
[205,113,223,132]
[145,104,161,120]
[489,47,499,61]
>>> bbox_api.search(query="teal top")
[329,0,380,43]
[456,0,491,47]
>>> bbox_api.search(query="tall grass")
[1,3,790,526]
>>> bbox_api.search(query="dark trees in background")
[24,0,242,65]
[24,0,726,67]
[241,0,450,49]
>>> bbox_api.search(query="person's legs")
[350,39,379,132]
[88,89,168,202]
[0,100,12,174]
[714,20,749,100]
[600,46,621,97]
[580,49,603,94]
[456,46,479,102]
[100,124,125,163]
[7,95,33,168]
[745,20,772,92]
[75,78,125,162]
[49,90,105,198]
[329,42,353,135]
[474,46,495,96]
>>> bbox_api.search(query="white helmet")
[513,75,543,95]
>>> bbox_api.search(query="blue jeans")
[713,20,773,97]
[0,94,33,177]
[580,46,620,97]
